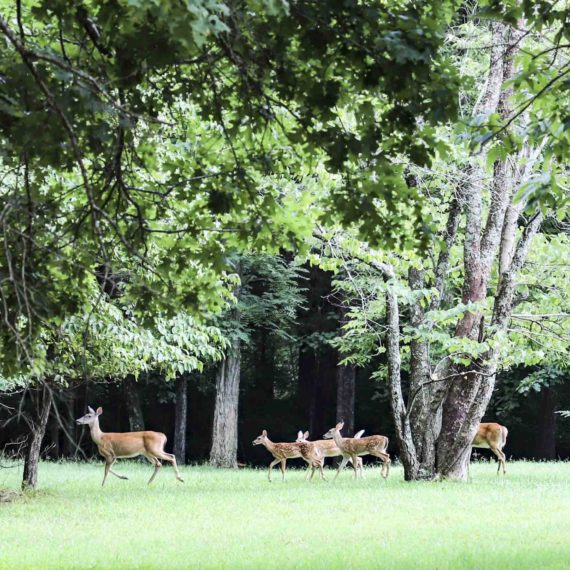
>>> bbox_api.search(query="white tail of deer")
[473,422,508,474]
[323,421,390,480]
[76,406,184,486]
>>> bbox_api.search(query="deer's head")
[323,421,344,439]
[76,406,102,426]
[295,430,309,442]
[252,429,269,446]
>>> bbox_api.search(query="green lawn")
[0,460,569,569]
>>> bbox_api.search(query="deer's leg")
[102,456,115,487]
[357,457,365,479]
[109,460,128,480]
[351,455,360,479]
[318,459,326,481]
[268,458,280,482]
[491,446,506,475]
[372,451,391,479]
[309,463,316,481]
[334,456,350,480]
[146,456,162,485]
[155,450,184,483]
[279,459,286,482]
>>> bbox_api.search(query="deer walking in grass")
[473,422,508,474]
[252,429,314,482]
[296,429,366,479]
[76,406,184,486]
[323,421,390,480]
[295,431,326,481]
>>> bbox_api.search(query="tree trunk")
[310,348,329,438]
[536,386,557,460]
[436,367,497,480]
[174,375,188,464]
[210,345,241,468]
[22,384,53,490]
[385,282,419,480]
[62,389,77,457]
[434,22,530,481]
[48,416,60,459]
[123,376,145,432]
[336,362,355,437]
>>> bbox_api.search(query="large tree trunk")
[123,376,145,432]
[174,375,188,464]
[336,362,355,437]
[210,345,241,468]
[536,386,557,460]
[22,384,53,490]
[435,22,528,481]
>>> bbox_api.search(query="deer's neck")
[332,429,345,451]
[264,439,276,454]
[90,418,104,445]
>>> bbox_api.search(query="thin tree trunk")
[48,416,60,458]
[62,389,76,457]
[310,349,328,438]
[210,345,241,468]
[22,384,52,490]
[407,268,438,479]
[336,362,355,437]
[536,386,557,460]
[174,375,188,464]
[123,376,145,432]
[385,282,419,480]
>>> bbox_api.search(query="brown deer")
[296,429,365,477]
[473,422,508,474]
[252,429,311,482]
[323,421,390,480]
[76,406,184,486]
[295,431,326,481]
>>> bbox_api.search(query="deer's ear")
[297,430,303,439]
[96,407,103,416]
[88,406,95,414]
[304,431,309,439]
[336,422,344,430]
[262,429,267,436]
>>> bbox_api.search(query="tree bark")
[174,375,188,464]
[123,375,145,432]
[536,386,557,460]
[22,384,53,490]
[210,344,241,468]
[407,268,438,479]
[385,281,419,480]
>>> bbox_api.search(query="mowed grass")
[1,460,569,569]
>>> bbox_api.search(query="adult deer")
[473,422,508,474]
[323,421,390,480]
[296,429,365,478]
[252,429,310,482]
[76,406,184,486]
